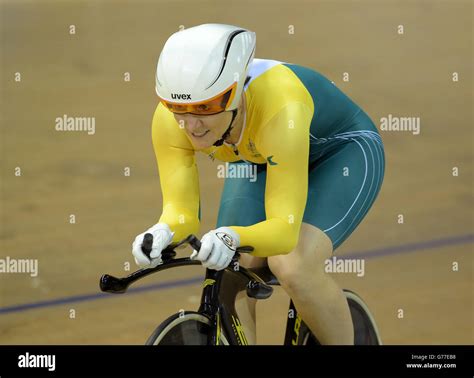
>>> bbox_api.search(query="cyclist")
[132,23,385,345]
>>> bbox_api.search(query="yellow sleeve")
[152,103,200,242]
[230,102,312,257]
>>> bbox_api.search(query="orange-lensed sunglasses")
[160,82,237,115]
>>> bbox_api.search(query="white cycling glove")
[132,223,175,268]
[190,227,240,271]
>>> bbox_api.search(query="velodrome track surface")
[0,0,472,344]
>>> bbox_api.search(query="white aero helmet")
[156,24,256,115]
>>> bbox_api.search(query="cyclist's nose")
[183,115,204,131]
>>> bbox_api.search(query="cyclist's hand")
[190,227,240,271]
[132,223,175,268]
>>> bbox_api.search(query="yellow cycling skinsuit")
[152,59,385,257]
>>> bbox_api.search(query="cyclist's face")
[173,111,233,149]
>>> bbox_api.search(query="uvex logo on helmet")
[171,93,192,100]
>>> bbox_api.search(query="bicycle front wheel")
[146,311,229,345]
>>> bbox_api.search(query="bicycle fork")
[284,300,304,345]
[198,269,223,345]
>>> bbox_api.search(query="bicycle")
[99,234,382,345]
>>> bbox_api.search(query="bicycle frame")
[199,268,251,345]
[199,264,279,345]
